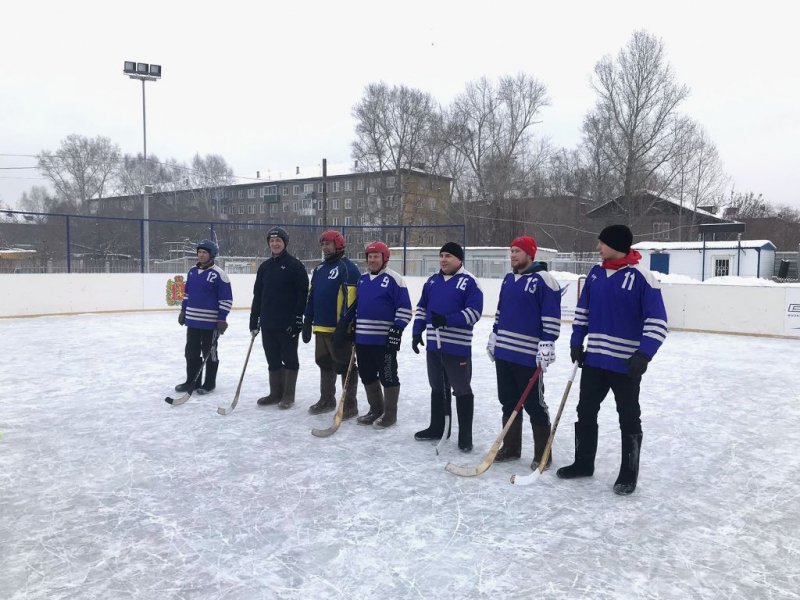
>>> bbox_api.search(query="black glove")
[217,320,228,335]
[249,316,259,333]
[386,326,402,353]
[286,314,303,339]
[301,316,313,344]
[431,312,447,329]
[412,334,424,354]
[178,309,186,326]
[333,318,353,347]
[570,346,585,367]
[627,351,650,378]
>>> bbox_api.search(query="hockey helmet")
[197,239,219,258]
[364,241,390,263]
[319,229,345,252]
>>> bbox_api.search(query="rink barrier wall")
[1,274,799,339]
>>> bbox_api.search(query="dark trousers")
[426,351,472,397]
[314,332,353,374]
[184,327,217,364]
[495,359,549,426]
[261,328,299,371]
[356,343,399,388]
[577,366,642,436]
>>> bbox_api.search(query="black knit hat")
[267,226,289,246]
[439,242,464,262]
[598,224,633,254]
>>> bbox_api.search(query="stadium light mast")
[123,60,161,273]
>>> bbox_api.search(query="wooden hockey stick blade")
[217,332,257,416]
[435,415,451,455]
[444,413,518,477]
[311,348,356,438]
[165,392,191,406]
[510,469,541,486]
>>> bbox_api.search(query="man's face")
[269,236,285,255]
[597,240,625,261]
[197,249,211,263]
[439,252,461,275]
[367,252,384,273]
[510,246,531,271]
[320,239,337,258]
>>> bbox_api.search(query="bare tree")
[724,189,771,218]
[585,30,690,217]
[37,134,120,207]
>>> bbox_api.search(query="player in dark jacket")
[176,239,233,394]
[303,230,361,418]
[558,224,668,495]
[412,242,484,452]
[487,236,561,468]
[249,227,309,409]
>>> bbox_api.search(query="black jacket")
[250,251,309,330]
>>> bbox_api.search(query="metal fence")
[0,210,465,276]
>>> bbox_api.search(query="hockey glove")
[536,341,555,372]
[332,318,351,347]
[178,309,186,326]
[301,316,313,344]
[386,326,402,353]
[486,331,497,362]
[570,346,585,367]
[431,312,447,329]
[217,320,228,335]
[411,334,425,354]
[627,351,650,378]
[287,314,304,339]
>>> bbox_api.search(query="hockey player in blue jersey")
[175,239,233,394]
[303,230,361,417]
[558,224,668,495]
[487,236,561,469]
[334,241,412,428]
[412,242,484,452]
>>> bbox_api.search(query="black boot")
[456,394,474,452]
[495,415,522,462]
[531,424,553,471]
[309,369,337,414]
[278,369,298,409]
[196,360,218,395]
[374,385,399,429]
[556,421,598,479]
[175,357,202,392]
[357,381,384,425]
[614,432,643,495]
[414,390,450,440]
[257,369,284,406]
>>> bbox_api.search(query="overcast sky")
[2,0,798,210]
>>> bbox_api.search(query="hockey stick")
[434,328,451,455]
[166,330,220,405]
[311,347,357,438]
[217,330,259,416]
[444,365,542,477]
[511,361,579,485]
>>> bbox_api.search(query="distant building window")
[344,180,352,192]
[317,217,323,225]
[368,185,376,194]
[238,190,245,199]
[248,188,256,198]
[358,198,365,209]
[260,204,266,213]
[332,198,340,210]
[344,216,352,226]
[292,202,298,211]
[282,202,288,212]
[304,183,314,193]
[386,176,395,188]
[344,198,352,209]
[331,217,339,226]
[293,185,301,195]
[238,205,245,215]
[248,204,256,214]
[652,221,670,240]
[714,257,731,277]
[331,181,341,193]
[281,186,289,196]
[317,182,324,193]
[267,185,277,195]
[357,179,365,191]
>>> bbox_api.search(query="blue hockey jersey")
[493,264,561,367]
[571,263,668,374]
[354,267,413,346]
[412,267,484,357]
[305,256,361,333]
[181,264,233,330]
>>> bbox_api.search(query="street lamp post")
[123,60,161,273]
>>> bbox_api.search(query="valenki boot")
[456,394,474,452]
[196,360,218,395]
[308,369,337,414]
[556,421,598,479]
[342,367,359,420]
[495,415,522,462]
[613,432,643,495]
[531,423,553,471]
[257,369,284,406]
[175,357,203,392]
[278,369,299,409]
[374,385,399,428]
[414,390,450,440]
[357,380,384,425]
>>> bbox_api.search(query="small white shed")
[388,246,558,278]
[633,240,777,281]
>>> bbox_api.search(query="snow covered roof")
[634,240,776,251]
[587,189,725,220]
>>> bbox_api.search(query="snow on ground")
[0,312,798,599]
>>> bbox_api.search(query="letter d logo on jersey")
[328,266,340,280]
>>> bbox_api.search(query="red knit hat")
[511,236,537,259]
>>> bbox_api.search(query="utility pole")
[322,158,328,228]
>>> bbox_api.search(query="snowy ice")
[0,312,798,599]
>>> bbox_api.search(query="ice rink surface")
[1,311,798,599]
